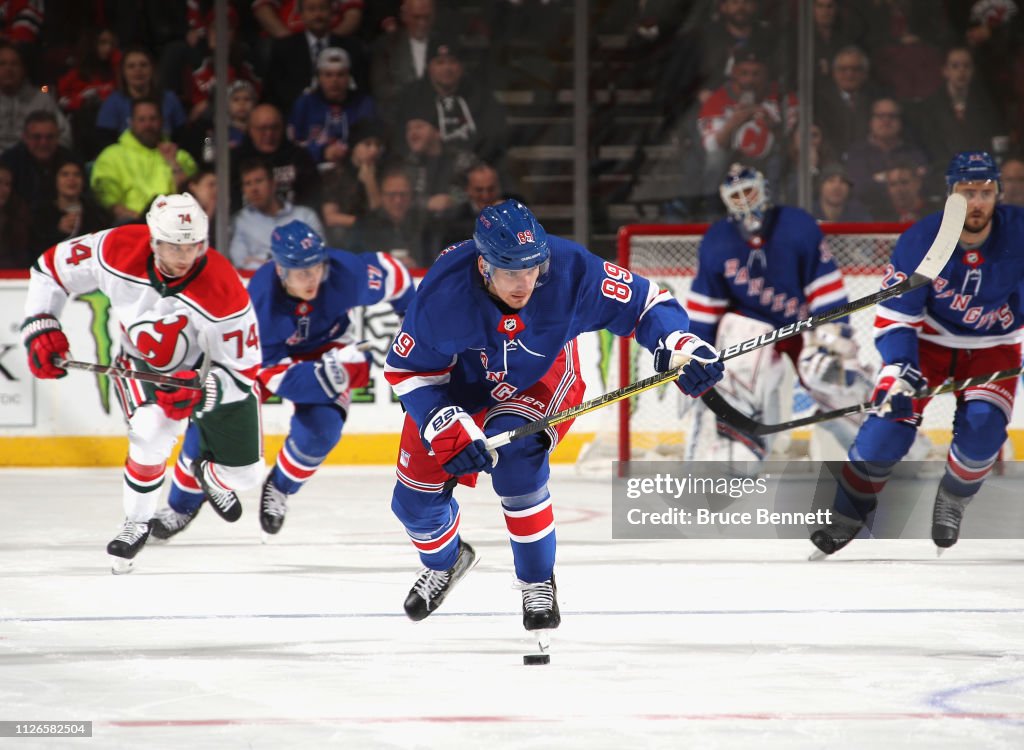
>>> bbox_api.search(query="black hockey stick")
[57,358,203,390]
[703,363,1024,437]
[485,193,967,451]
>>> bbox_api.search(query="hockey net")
[586,222,961,466]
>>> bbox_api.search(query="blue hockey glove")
[871,362,925,422]
[422,405,495,476]
[654,331,725,397]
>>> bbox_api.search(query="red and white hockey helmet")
[146,193,209,250]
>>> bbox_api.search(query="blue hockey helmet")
[474,200,550,284]
[271,220,328,270]
[720,163,770,239]
[945,150,1001,193]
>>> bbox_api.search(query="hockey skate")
[518,576,560,660]
[403,540,478,621]
[809,512,867,559]
[107,519,150,574]
[149,504,200,542]
[192,459,242,522]
[259,474,288,535]
[932,486,972,551]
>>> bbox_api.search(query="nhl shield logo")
[962,249,984,269]
[497,314,525,340]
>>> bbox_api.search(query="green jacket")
[91,130,197,215]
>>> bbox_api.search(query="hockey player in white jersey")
[686,164,862,465]
[21,194,264,573]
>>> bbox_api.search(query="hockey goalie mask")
[271,219,329,300]
[720,164,770,240]
[147,193,209,278]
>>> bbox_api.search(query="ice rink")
[2,465,1022,749]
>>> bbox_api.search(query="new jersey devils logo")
[130,315,190,371]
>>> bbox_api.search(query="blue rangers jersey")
[685,206,848,343]
[383,235,692,428]
[249,248,414,403]
[874,204,1024,366]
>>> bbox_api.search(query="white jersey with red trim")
[873,204,1024,364]
[686,206,848,344]
[24,224,262,405]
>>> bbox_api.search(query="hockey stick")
[57,359,203,390]
[702,363,1024,437]
[485,194,967,451]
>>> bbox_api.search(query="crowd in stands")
[3,0,1024,270]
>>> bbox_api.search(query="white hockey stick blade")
[913,192,967,280]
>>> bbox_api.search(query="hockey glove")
[21,314,70,379]
[314,346,372,404]
[154,370,204,420]
[422,405,494,476]
[654,331,725,397]
[871,363,925,421]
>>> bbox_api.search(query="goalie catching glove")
[654,331,725,396]
[21,314,70,379]
[870,362,925,422]
[154,369,221,420]
[422,405,495,476]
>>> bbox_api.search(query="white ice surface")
[1,466,1022,749]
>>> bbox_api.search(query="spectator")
[30,157,111,253]
[57,28,120,159]
[0,41,71,152]
[288,46,376,168]
[229,157,325,271]
[1001,156,1024,207]
[264,0,368,115]
[813,161,870,222]
[0,110,77,211]
[866,0,943,102]
[697,44,797,194]
[779,123,836,203]
[350,167,432,268]
[877,162,941,222]
[694,0,780,104]
[370,0,436,124]
[844,97,928,218]
[230,103,321,209]
[814,45,880,159]
[226,80,257,150]
[812,0,866,92]
[95,46,187,147]
[186,167,218,225]
[91,97,198,222]
[0,162,31,268]
[253,0,363,39]
[320,117,386,245]
[910,46,1007,195]
[401,107,476,217]
[437,161,508,248]
[399,36,508,166]
[185,8,261,124]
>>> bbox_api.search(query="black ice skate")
[259,474,288,535]
[932,486,972,550]
[519,575,561,631]
[403,540,478,621]
[192,459,242,522]
[107,519,150,574]
[809,512,867,558]
[149,504,200,541]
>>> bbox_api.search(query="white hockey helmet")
[146,193,209,250]
[720,163,770,239]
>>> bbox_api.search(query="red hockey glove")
[422,405,494,476]
[154,370,204,420]
[21,314,70,379]
[654,331,725,397]
[871,362,925,422]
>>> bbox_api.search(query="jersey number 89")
[601,262,633,302]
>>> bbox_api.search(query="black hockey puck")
[523,654,550,665]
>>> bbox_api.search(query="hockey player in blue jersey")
[812,151,1024,555]
[149,220,414,539]
[685,164,862,463]
[383,199,725,632]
